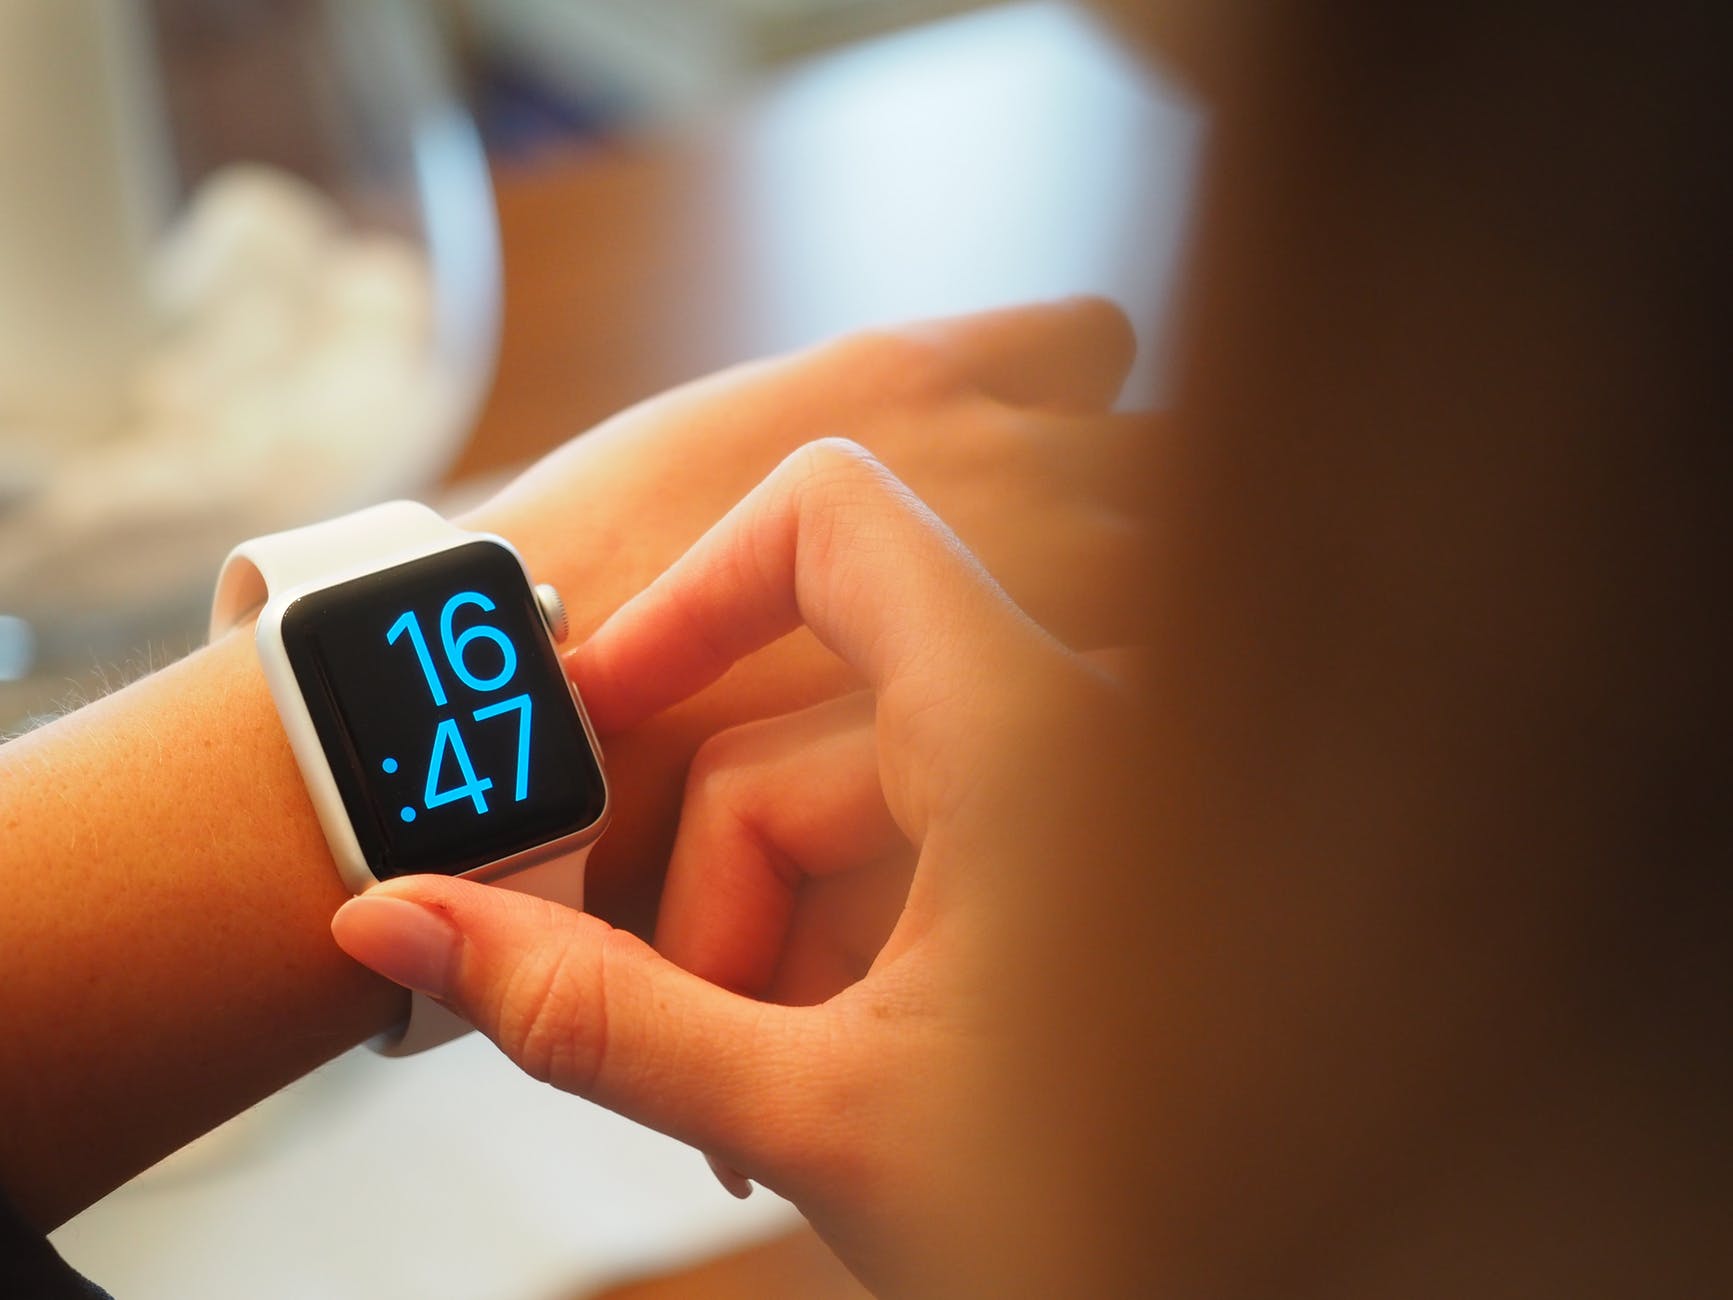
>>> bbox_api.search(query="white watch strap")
[372,843,593,1057]
[209,501,459,640]
[211,500,597,1058]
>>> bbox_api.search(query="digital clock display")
[282,541,607,880]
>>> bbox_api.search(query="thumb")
[331,876,811,1167]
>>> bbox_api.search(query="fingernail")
[331,894,460,998]
[705,1152,754,1199]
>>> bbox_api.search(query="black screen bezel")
[280,540,607,880]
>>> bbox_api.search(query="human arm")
[330,439,1136,1296]
[0,299,1148,1230]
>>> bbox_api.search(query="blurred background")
[4,0,1201,1295]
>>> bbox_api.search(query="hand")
[0,301,1149,1233]
[333,440,1130,1295]
[457,298,1150,930]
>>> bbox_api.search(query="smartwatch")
[209,501,610,1056]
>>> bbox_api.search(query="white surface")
[52,1032,801,1299]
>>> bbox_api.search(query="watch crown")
[535,583,570,643]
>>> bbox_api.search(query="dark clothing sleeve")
[0,1189,112,1300]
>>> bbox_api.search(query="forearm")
[0,614,849,1231]
[0,299,1145,1230]
[0,445,854,1231]
[0,632,384,1229]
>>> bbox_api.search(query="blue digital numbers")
[387,609,448,707]
[425,717,494,813]
[386,590,536,820]
[472,693,534,802]
[440,592,518,691]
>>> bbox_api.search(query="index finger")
[901,296,1138,413]
[568,439,1046,736]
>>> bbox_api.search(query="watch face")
[281,540,606,881]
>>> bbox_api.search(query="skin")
[335,6,1733,1292]
[335,5,1733,1295]
[461,300,1149,939]
[0,298,1149,1232]
[331,439,1127,1297]
[19,9,1723,1292]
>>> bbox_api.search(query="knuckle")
[782,438,906,521]
[490,909,611,1094]
[681,725,787,868]
[824,328,961,402]
[780,439,903,565]
[683,729,751,810]
[784,436,879,488]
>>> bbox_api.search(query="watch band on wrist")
[210,501,608,1057]
[371,847,591,1056]
[210,501,461,639]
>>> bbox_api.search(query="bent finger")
[899,296,1138,412]
[571,439,1044,723]
[570,440,1056,833]
[657,693,901,996]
